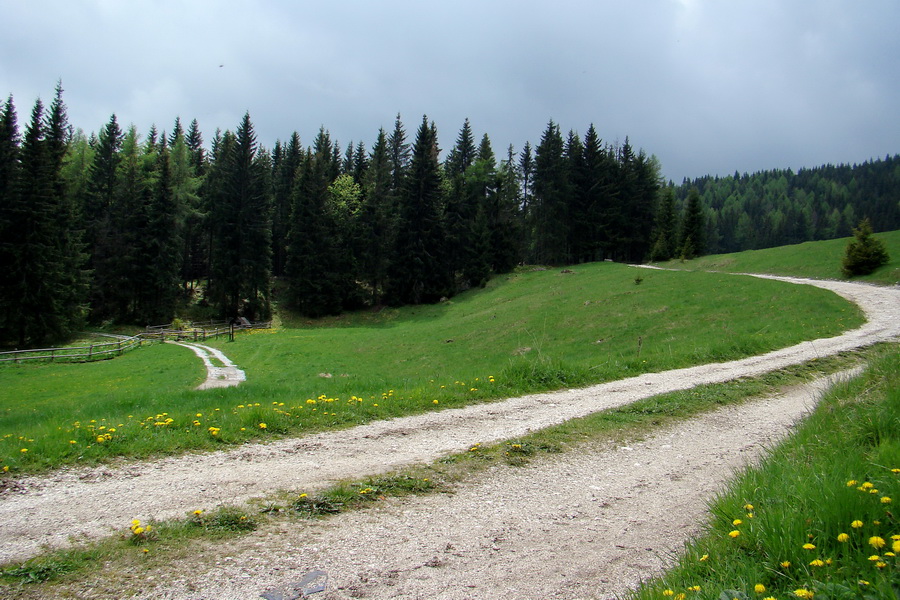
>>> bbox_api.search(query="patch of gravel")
[0,274,898,599]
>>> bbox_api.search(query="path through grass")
[0,262,864,474]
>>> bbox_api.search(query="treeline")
[674,156,900,254]
[1,86,669,346]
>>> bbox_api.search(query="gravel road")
[1,272,898,599]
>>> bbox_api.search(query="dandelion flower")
[793,589,814,599]
[433,400,439,404]
[837,533,850,542]
[687,586,701,592]
[869,536,886,549]
[803,543,816,550]
[754,584,766,594]
[893,540,900,553]
[675,594,686,600]
[20,448,27,453]
[868,555,881,562]
[193,509,203,516]
[809,559,825,567]
[729,530,741,538]
[699,554,708,562]
[259,423,267,429]
[875,561,886,569]
[743,503,754,510]
[858,580,870,586]
[780,561,791,568]
[892,469,900,474]
[862,481,874,489]
[851,520,864,529]
[662,590,674,597]
[881,496,892,504]
[142,548,149,553]
[732,519,743,526]
[847,480,858,487]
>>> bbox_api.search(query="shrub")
[842,218,890,277]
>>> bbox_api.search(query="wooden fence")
[0,320,272,364]
[0,335,145,364]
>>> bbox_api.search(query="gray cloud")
[2,0,897,182]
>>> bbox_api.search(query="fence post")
[89,345,94,360]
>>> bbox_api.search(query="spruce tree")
[444,119,478,288]
[4,97,84,344]
[271,132,301,277]
[841,218,889,276]
[490,145,524,273]
[85,114,124,320]
[530,120,570,264]
[679,187,706,259]
[286,134,345,317]
[356,128,394,304]
[385,116,450,305]
[0,96,21,342]
[649,186,678,261]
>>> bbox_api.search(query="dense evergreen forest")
[1,86,897,346]
[673,157,900,255]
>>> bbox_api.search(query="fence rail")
[0,320,272,364]
[0,335,145,364]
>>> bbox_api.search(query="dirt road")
[1,273,898,599]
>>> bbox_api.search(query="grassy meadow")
[0,261,864,474]
[655,229,900,284]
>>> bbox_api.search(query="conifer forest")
[1,86,898,346]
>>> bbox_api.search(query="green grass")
[655,229,900,284]
[0,349,870,591]
[629,347,900,600]
[0,262,865,474]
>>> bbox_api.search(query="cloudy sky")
[2,0,898,182]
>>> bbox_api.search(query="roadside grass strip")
[628,346,900,600]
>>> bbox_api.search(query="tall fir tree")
[356,127,395,304]
[649,185,678,261]
[271,131,302,277]
[285,130,346,317]
[530,120,570,264]
[208,113,272,319]
[0,96,21,342]
[679,187,706,259]
[85,114,123,320]
[3,96,84,344]
[385,116,450,305]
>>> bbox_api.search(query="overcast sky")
[2,0,898,182]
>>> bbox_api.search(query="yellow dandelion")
[699,554,708,562]
[859,580,870,586]
[780,561,791,568]
[142,548,149,553]
[861,481,874,489]
[299,493,307,498]
[869,536,886,549]
[793,590,813,599]
[837,533,850,542]
[20,448,27,453]
[433,400,439,404]
[259,423,267,429]
[729,530,741,538]
[733,519,743,526]
[868,555,881,562]
[847,480,858,487]
[881,496,892,504]
[754,584,766,594]
[663,590,675,597]
[851,520,864,529]
[809,559,825,567]
[133,526,144,535]
[802,543,816,550]
[893,540,900,553]
[687,586,701,592]
[875,561,886,569]
[892,468,900,474]
[193,509,203,516]
[675,594,686,600]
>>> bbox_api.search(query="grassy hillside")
[0,262,864,474]
[655,229,900,284]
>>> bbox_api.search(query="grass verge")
[0,347,878,594]
[628,345,900,600]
